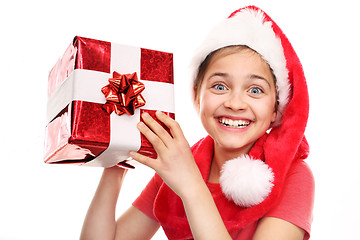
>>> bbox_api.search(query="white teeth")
[218,118,250,128]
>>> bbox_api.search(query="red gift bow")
[101,72,146,115]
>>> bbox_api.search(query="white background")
[1,0,359,239]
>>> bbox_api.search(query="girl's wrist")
[102,166,128,183]
[179,175,208,202]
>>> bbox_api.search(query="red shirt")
[133,161,314,239]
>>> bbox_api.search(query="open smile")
[218,117,251,129]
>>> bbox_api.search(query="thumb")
[129,151,158,170]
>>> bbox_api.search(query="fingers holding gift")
[136,120,167,153]
[140,111,176,145]
[136,111,190,159]
[133,111,200,197]
[147,111,190,153]
[154,111,185,140]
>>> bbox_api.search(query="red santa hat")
[191,6,310,208]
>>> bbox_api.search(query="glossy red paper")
[47,43,77,97]
[44,36,174,167]
[141,48,174,84]
[75,36,111,73]
[139,109,175,159]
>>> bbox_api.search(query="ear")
[271,110,277,123]
[193,86,200,113]
[269,111,277,129]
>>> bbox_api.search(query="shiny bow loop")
[101,72,146,115]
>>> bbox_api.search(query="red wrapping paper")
[45,36,174,167]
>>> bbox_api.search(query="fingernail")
[142,112,150,118]
[137,122,145,128]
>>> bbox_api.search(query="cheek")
[254,99,277,120]
[198,100,210,117]
[197,95,219,121]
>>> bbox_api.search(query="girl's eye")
[248,87,263,94]
[213,84,227,91]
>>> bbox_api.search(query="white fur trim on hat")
[219,155,274,207]
[191,7,290,125]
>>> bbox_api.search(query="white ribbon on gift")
[47,44,174,167]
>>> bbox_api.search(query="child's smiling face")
[195,48,277,155]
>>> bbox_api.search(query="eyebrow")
[207,72,229,79]
[248,74,272,88]
[208,72,272,87]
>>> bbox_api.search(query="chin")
[215,137,255,154]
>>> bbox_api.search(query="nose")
[224,91,248,111]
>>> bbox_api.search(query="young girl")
[80,6,314,240]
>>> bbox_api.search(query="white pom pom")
[219,155,274,207]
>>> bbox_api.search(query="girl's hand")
[129,111,203,198]
[130,111,232,240]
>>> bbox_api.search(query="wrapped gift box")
[44,36,174,168]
